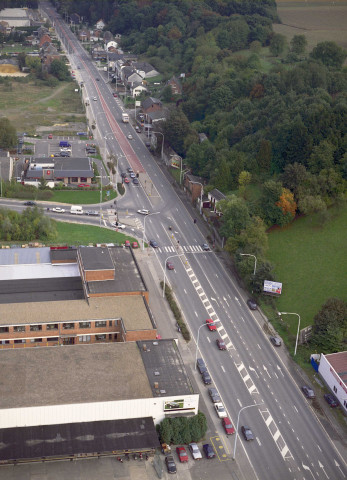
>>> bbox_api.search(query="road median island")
[161,282,190,342]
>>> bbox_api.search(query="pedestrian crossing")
[156,245,207,253]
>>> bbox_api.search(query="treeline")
[158,412,207,445]
[0,0,37,8]
[0,207,57,242]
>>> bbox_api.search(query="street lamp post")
[152,132,164,160]
[195,320,221,369]
[190,181,203,215]
[162,253,185,297]
[278,312,301,356]
[233,402,264,460]
[142,212,160,251]
[239,253,257,276]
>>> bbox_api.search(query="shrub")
[158,412,207,445]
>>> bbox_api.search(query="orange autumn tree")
[276,188,297,219]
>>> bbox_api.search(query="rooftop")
[324,351,347,384]
[80,246,114,271]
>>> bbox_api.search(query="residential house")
[95,19,105,30]
[183,173,206,208]
[167,76,182,95]
[40,44,60,72]
[131,61,159,78]
[208,189,226,215]
[0,21,10,35]
[142,97,162,114]
[39,34,52,48]
[78,30,90,42]
[130,83,148,97]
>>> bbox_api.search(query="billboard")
[170,155,181,169]
[164,399,184,410]
[263,280,282,295]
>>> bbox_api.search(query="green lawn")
[50,189,117,204]
[267,205,347,335]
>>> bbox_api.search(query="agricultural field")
[274,1,347,51]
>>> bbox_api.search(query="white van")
[70,205,84,215]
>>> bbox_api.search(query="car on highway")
[222,417,235,435]
[133,178,139,185]
[85,210,99,216]
[93,96,97,101]
[52,207,65,213]
[241,425,254,441]
[270,336,281,347]
[130,172,136,179]
[196,358,207,374]
[165,455,176,474]
[203,444,215,459]
[127,134,133,140]
[166,261,174,270]
[24,201,36,206]
[202,243,210,251]
[216,338,227,350]
[208,387,221,403]
[206,318,217,331]
[111,222,126,229]
[127,167,133,172]
[124,240,131,248]
[132,242,139,249]
[176,446,188,463]
[137,209,149,215]
[149,240,158,248]
[302,385,315,399]
[202,371,212,385]
[188,442,202,460]
[247,298,257,310]
[124,177,130,184]
[214,402,227,418]
[324,393,339,407]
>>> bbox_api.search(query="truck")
[122,112,129,123]
[70,205,84,215]
[59,140,71,148]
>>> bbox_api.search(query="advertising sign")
[164,399,184,410]
[263,280,282,295]
[171,155,181,169]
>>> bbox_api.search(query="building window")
[80,177,87,182]
[63,323,75,329]
[13,325,26,332]
[46,324,58,330]
[79,335,91,342]
[30,325,42,332]
[79,322,91,329]
[95,321,106,328]
[47,337,59,342]
[31,338,42,343]
[71,177,78,183]
[0,340,10,345]
[95,334,106,341]
[14,339,26,344]
[109,320,113,326]
[0,327,9,333]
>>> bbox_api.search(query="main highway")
[27,4,347,480]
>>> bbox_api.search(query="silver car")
[189,442,202,460]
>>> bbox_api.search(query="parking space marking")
[209,435,230,461]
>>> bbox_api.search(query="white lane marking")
[235,296,241,306]
[221,365,225,373]
[184,289,187,294]
[293,405,298,413]
[207,337,211,343]
[256,437,261,446]
[237,398,242,407]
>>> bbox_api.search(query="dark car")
[324,393,339,408]
[120,172,127,178]
[95,77,100,81]
[127,167,134,173]
[133,178,139,185]
[203,444,216,459]
[216,338,227,350]
[247,298,257,310]
[145,141,151,148]
[149,240,158,248]
[270,336,281,347]
[202,243,210,251]
[24,201,36,206]
[241,425,254,441]
[208,387,221,403]
[86,148,96,154]
[202,371,212,385]
[302,385,315,399]
[60,151,70,157]
[165,455,177,474]
[196,358,207,374]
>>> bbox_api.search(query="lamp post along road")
[142,212,160,251]
[233,402,264,460]
[195,320,221,369]
[162,253,185,297]
[278,312,301,356]
[239,253,257,276]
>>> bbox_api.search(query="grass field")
[50,189,117,204]
[267,205,347,336]
[53,221,137,246]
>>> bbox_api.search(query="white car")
[188,442,202,460]
[214,402,227,418]
[127,134,133,140]
[93,97,97,101]
[111,222,125,229]
[60,147,71,152]
[52,207,65,213]
[137,209,149,215]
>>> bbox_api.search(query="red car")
[132,242,139,249]
[124,177,130,184]
[48,133,53,139]
[176,446,188,463]
[216,338,227,350]
[124,240,131,247]
[166,261,174,270]
[113,92,118,97]
[222,417,235,435]
[206,319,217,331]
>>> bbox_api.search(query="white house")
[318,351,347,413]
[95,19,105,30]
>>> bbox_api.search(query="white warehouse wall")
[319,354,347,414]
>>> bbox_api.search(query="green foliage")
[161,282,190,342]
[0,117,17,148]
[290,35,307,56]
[269,33,287,57]
[0,206,57,242]
[158,412,208,446]
[163,109,195,156]
[310,41,347,69]
[310,298,347,353]
[219,195,251,237]
[49,59,70,81]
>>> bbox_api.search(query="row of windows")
[0,320,116,333]
[0,334,116,345]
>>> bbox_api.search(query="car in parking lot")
[60,151,70,157]
[222,417,235,435]
[189,442,202,460]
[165,455,177,474]
[214,402,227,418]
[133,178,139,185]
[208,387,221,403]
[137,209,149,215]
[216,338,227,350]
[202,243,210,251]
[247,298,257,310]
[52,207,65,213]
[48,133,53,139]
[302,385,315,399]
[324,393,339,407]
[196,358,207,374]
[270,336,281,347]
[176,446,188,463]
[132,242,139,249]
[202,371,212,385]
[166,261,174,270]
[86,148,96,154]
[241,425,254,441]
[60,147,71,152]
[24,201,36,206]
[206,318,217,331]
[149,240,158,248]
[203,444,215,459]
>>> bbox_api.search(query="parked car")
[85,210,99,216]
[166,261,174,270]
[24,201,36,206]
[132,242,139,249]
[216,338,227,350]
[135,126,141,132]
[196,358,207,374]
[113,92,118,97]
[176,446,188,463]
[214,402,227,418]
[149,240,158,248]
[206,318,217,331]
[189,442,202,460]
[222,417,235,435]
[124,177,130,184]
[95,77,100,81]
[241,425,254,441]
[60,151,70,157]
[247,298,257,310]
[165,455,176,474]
[93,97,97,101]
[270,336,281,347]
[202,371,212,385]
[52,207,65,213]
[202,243,210,251]
[208,387,221,403]
[302,385,315,399]
[137,209,149,215]
[324,393,339,408]
[203,444,216,459]
[124,240,131,248]
[48,134,53,139]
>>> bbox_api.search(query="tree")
[50,59,70,81]
[256,139,272,172]
[281,163,308,199]
[163,108,194,156]
[269,33,286,57]
[0,117,17,149]
[161,85,174,102]
[310,41,347,69]
[298,195,327,216]
[310,298,347,352]
[290,35,307,55]
[307,140,335,174]
[38,177,48,190]
[225,216,268,257]
[276,188,297,219]
[159,418,173,444]
[260,180,284,226]
[219,195,250,238]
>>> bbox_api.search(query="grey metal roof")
[0,247,51,265]
[54,157,93,177]
[0,263,79,281]
[137,339,194,397]
[209,188,226,201]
